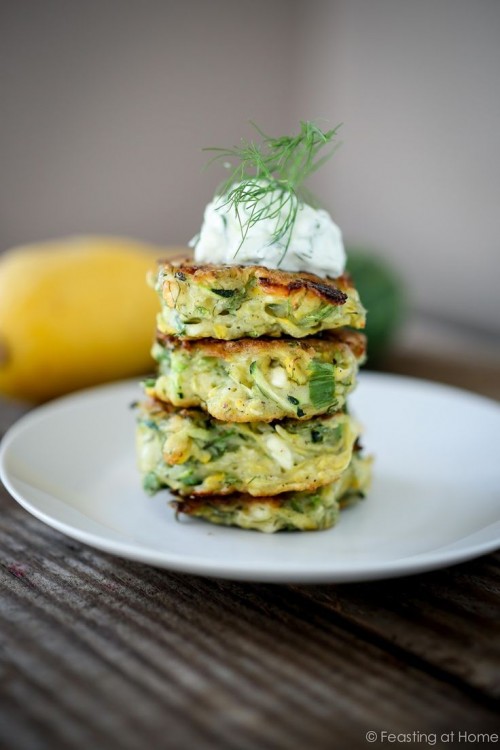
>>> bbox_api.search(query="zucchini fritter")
[172,452,372,532]
[136,400,360,497]
[154,261,365,340]
[147,329,365,422]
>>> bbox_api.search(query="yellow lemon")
[0,236,186,402]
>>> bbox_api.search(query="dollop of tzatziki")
[190,186,346,279]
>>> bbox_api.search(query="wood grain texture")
[1,487,500,750]
[1,377,500,750]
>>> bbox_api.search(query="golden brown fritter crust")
[173,491,284,512]
[154,259,365,339]
[155,328,366,361]
[162,259,355,305]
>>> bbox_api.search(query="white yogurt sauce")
[190,184,346,278]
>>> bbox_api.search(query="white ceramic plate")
[1,373,499,583]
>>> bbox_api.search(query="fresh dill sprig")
[203,121,341,260]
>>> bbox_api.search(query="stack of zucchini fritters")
[136,261,372,532]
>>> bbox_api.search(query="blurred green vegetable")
[346,247,406,365]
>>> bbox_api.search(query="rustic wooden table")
[1,355,499,750]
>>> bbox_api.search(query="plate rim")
[1,373,499,584]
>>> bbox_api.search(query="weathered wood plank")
[291,555,500,699]
[1,495,499,750]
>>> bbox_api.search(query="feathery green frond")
[203,121,341,258]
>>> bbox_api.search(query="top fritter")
[154,261,366,340]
